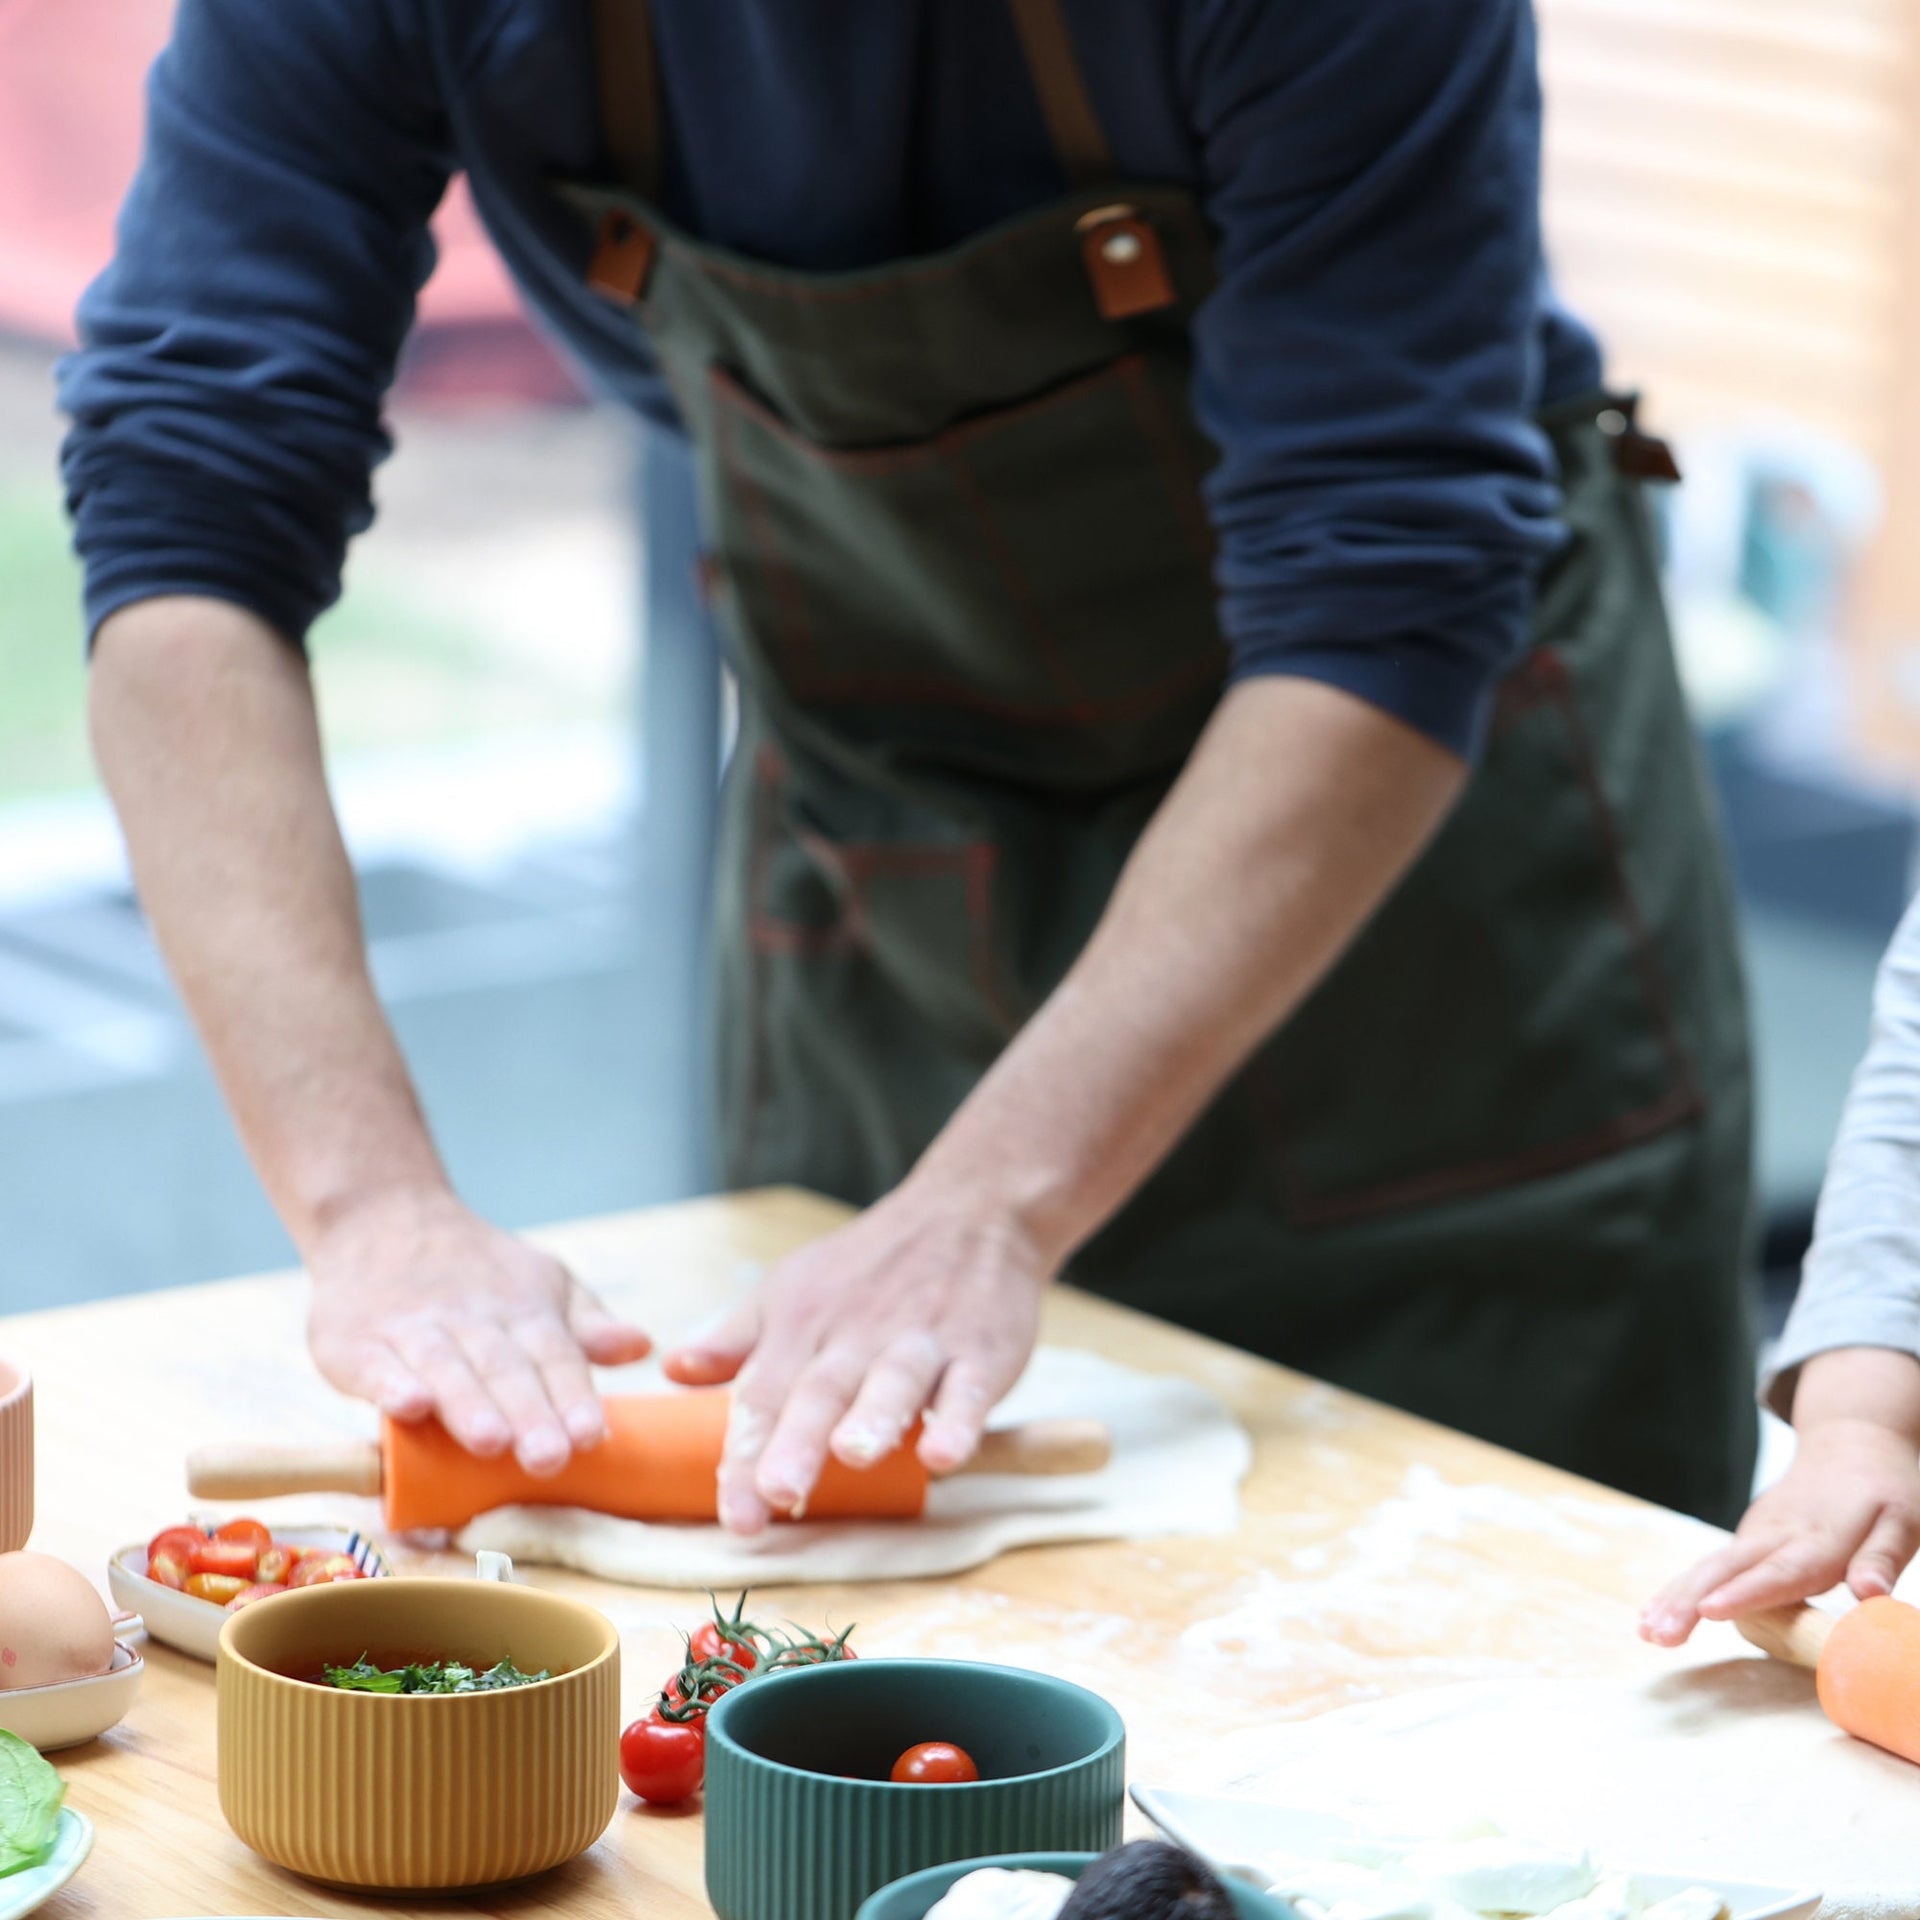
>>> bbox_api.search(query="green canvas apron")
[565,0,1758,1525]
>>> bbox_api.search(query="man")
[63,0,1756,1533]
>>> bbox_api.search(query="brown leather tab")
[1611,430,1683,484]
[1076,206,1175,321]
[1595,402,1682,484]
[587,208,656,305]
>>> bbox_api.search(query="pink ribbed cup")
[0,1360,32,1552]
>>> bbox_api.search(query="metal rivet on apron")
[1596,408,1629,436]
[1101,230,1143,266]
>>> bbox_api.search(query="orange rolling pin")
[1738,1598,1920,1766]
[186,1393,1112,1532]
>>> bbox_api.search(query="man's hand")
[664,1179,1051,1534]
[306,1186,652,1477]
[1641,1348,1920,1646]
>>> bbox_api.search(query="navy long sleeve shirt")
[58,0,1601,758]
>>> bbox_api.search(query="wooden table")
[5,1188,1724,1919]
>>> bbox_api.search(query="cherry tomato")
[890,1742,979,1785]
[225,1581,290,1611]
[188,1537,260,1580]
[289,1553,363,1587]
[146,1547,191,1592]
[690,1620,758,1673]
[146,1526,205,1568]
[619,1712,705,1806]
[213,1518,273,1551]
[255,1544,300,1585]
[184,1572,249,1605]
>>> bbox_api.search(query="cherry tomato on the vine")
[620,1711,705,1806]
[689,1620,758,1672]
[890,1742,979,1785]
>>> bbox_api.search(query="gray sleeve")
[1764,888,1920,1420]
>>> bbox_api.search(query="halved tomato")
[188,1537,260,1580]
[225,1581,290,1611]
[146,1547,192,1591]
[146,1525,205,1569]
[213,1518,273,1552]
[184,1572,249,1605]
[255,1544,300,1585]
[288,1553,362,1588]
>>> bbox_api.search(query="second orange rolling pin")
[186,1392,1113,1531]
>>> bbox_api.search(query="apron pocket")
[705,355,1223,755]
[1253,647,1703,1229]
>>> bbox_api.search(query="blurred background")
[0,0,1914,1459]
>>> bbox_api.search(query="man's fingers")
[1639,1537,1770,1646]
[387,1323,513,1459]
[1849,1507,1920,1600]
[510,1309,607,1452]
[448,1319,572,1477]
[918,1358,1002,1475]
[359,1342,435,1423]
[830,1332,944,1468]
[753,1345,869,1518]
[665,1299,763,1387]
[567,1283,653,1368]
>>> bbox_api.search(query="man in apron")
[65,0,1756,1529]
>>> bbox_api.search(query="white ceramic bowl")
[1131,1787,1822,1920]
[0,1644,141,1752]
[108,1525,390,1663]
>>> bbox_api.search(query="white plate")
[0,1810,92,1920]
[0,1645,141,1752]
[1131,1786,1823,1920]
[108,1526,391,1663]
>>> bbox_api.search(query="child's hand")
[1640,1348,1920,1647]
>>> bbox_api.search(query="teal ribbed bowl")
[704,1660,1126,1920]
[857,1852,1300,1920]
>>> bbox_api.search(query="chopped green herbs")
[322,1656,550,1695]
[0,1731,64,1878]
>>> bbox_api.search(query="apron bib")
[561,0,1757,1524]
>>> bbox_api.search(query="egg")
[0,1552,114,1690]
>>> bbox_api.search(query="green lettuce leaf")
[0,1730,64,1878]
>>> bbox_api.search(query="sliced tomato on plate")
[225,1581,290,1611]
[188,1537,261,1580]
[254,1543,300,1585]
[289,1553,362,1587]
[213,1517,273,1551]
[146,1525,206,1569]
[146,1547,192,1591]
[184,1572,249,1605]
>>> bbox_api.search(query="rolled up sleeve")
[1764,892,1920,1420]
[1183,0,1567,758]
[58,0,451,648]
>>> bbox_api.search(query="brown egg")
[0,1551,114,1690]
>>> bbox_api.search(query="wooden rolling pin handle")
[187,1440,385,1501]
[1736,1603,1836,1670]
[956,1419,1112,1479]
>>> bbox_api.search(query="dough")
[1397,1838,1595,1915]
[1192,1662,1918,1919]
[1542,1877,1644,1920]
[458,1347,1250,1587]
[1636,1895,1725,1920]
[925,1867,1075,1920]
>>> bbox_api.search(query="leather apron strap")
[587,0,1114,196]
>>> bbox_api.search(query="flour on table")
[457,1347,1250,1587]
[1189,1662,1920,1919]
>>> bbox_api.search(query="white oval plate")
[0,1645,141,1752]
[0,1809,91,1920]
[1130,1786,1822,1920]
[108,1526,391,1664]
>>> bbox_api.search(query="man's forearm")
[89,595,447,1249]
[914,674,1468,1258]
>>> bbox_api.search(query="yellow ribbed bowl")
[217,1577,619,1892]
[0,1359,32,1553]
